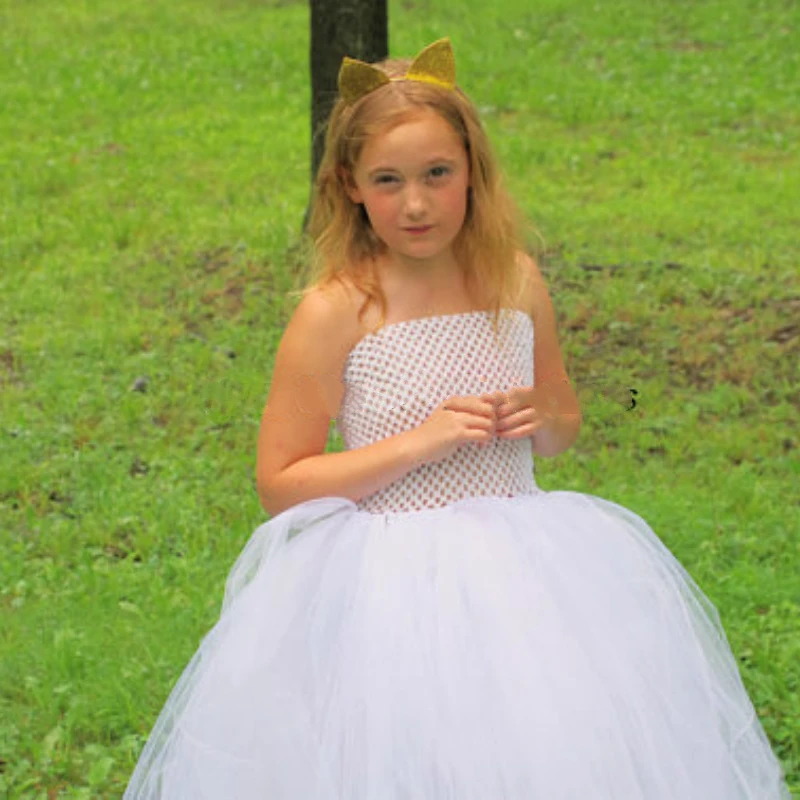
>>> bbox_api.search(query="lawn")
[1,0,797,795]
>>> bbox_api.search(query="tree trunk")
[306,0,388,227]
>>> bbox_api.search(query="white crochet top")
[336,309,540,513]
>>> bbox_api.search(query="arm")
[256,288,428,517]
[261,429,426,517]
[529,384,582,457]
[522,252,582,457]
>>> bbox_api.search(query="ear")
[348,184,364,204]
[338,166,363,204]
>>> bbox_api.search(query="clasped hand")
[480,383,558,440]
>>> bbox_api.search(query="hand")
[411,394,497,465]
[482,384,554,441]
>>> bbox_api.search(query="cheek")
[441,183,469,222]
[361,192,398,227]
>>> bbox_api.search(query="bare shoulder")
[514,250,551,322]
[279,279,364,391]
[514,250,572,388]
[256,279,364,504]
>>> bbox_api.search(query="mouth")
[404,225,433,235]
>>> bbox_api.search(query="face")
[347,109,470,269]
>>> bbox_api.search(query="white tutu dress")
[125,309,791,799]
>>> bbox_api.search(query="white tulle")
[124,493,791,799]
[125,311,791,797]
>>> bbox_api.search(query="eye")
[373,173,399,186]
[428,165,451,180]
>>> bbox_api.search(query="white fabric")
[337,310,538,512]
[124,310,791,799]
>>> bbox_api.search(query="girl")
[125,39,791,799]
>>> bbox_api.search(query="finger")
[495,400,514,418]
[451,399,495,423]
[496,420,543,439]
[461,396,496,418]
[496,411,530,430]
[496,408,538,432]
[479,394,505,414]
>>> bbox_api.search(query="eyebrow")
[367,158,457,177]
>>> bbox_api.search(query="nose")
[403,182,427,221]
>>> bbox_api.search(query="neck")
[378,249,464,291]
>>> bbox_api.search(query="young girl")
[124,39,791,799]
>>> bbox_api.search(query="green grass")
[1,0,798,795]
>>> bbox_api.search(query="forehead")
[356,109,466,169]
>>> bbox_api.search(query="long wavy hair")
[295,55,529,338]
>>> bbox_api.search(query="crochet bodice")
[336,309,540,513]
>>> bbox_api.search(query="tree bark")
[306,0,388,225]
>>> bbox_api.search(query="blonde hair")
[293,55,530,338]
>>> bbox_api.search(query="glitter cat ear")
[337,58,391,105]
[337,38,456,105]
[405,38,456,91]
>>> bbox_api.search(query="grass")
[1,0,798,795]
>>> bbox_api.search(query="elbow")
[259,489,290,519]
[533,412,582,458]
[257,485,276,517]
[257,471,303,518]
[259,493,276,517]
[256,472,281,517]
[256,456,314,517]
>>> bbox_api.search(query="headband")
[337,38,456,106]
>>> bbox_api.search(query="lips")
[404,225,433,235]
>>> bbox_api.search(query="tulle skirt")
[124,492,791,799]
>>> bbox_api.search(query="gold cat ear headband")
[337,38,456,106]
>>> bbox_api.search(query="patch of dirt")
[0,348,22,387]
[553,264,796,403]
